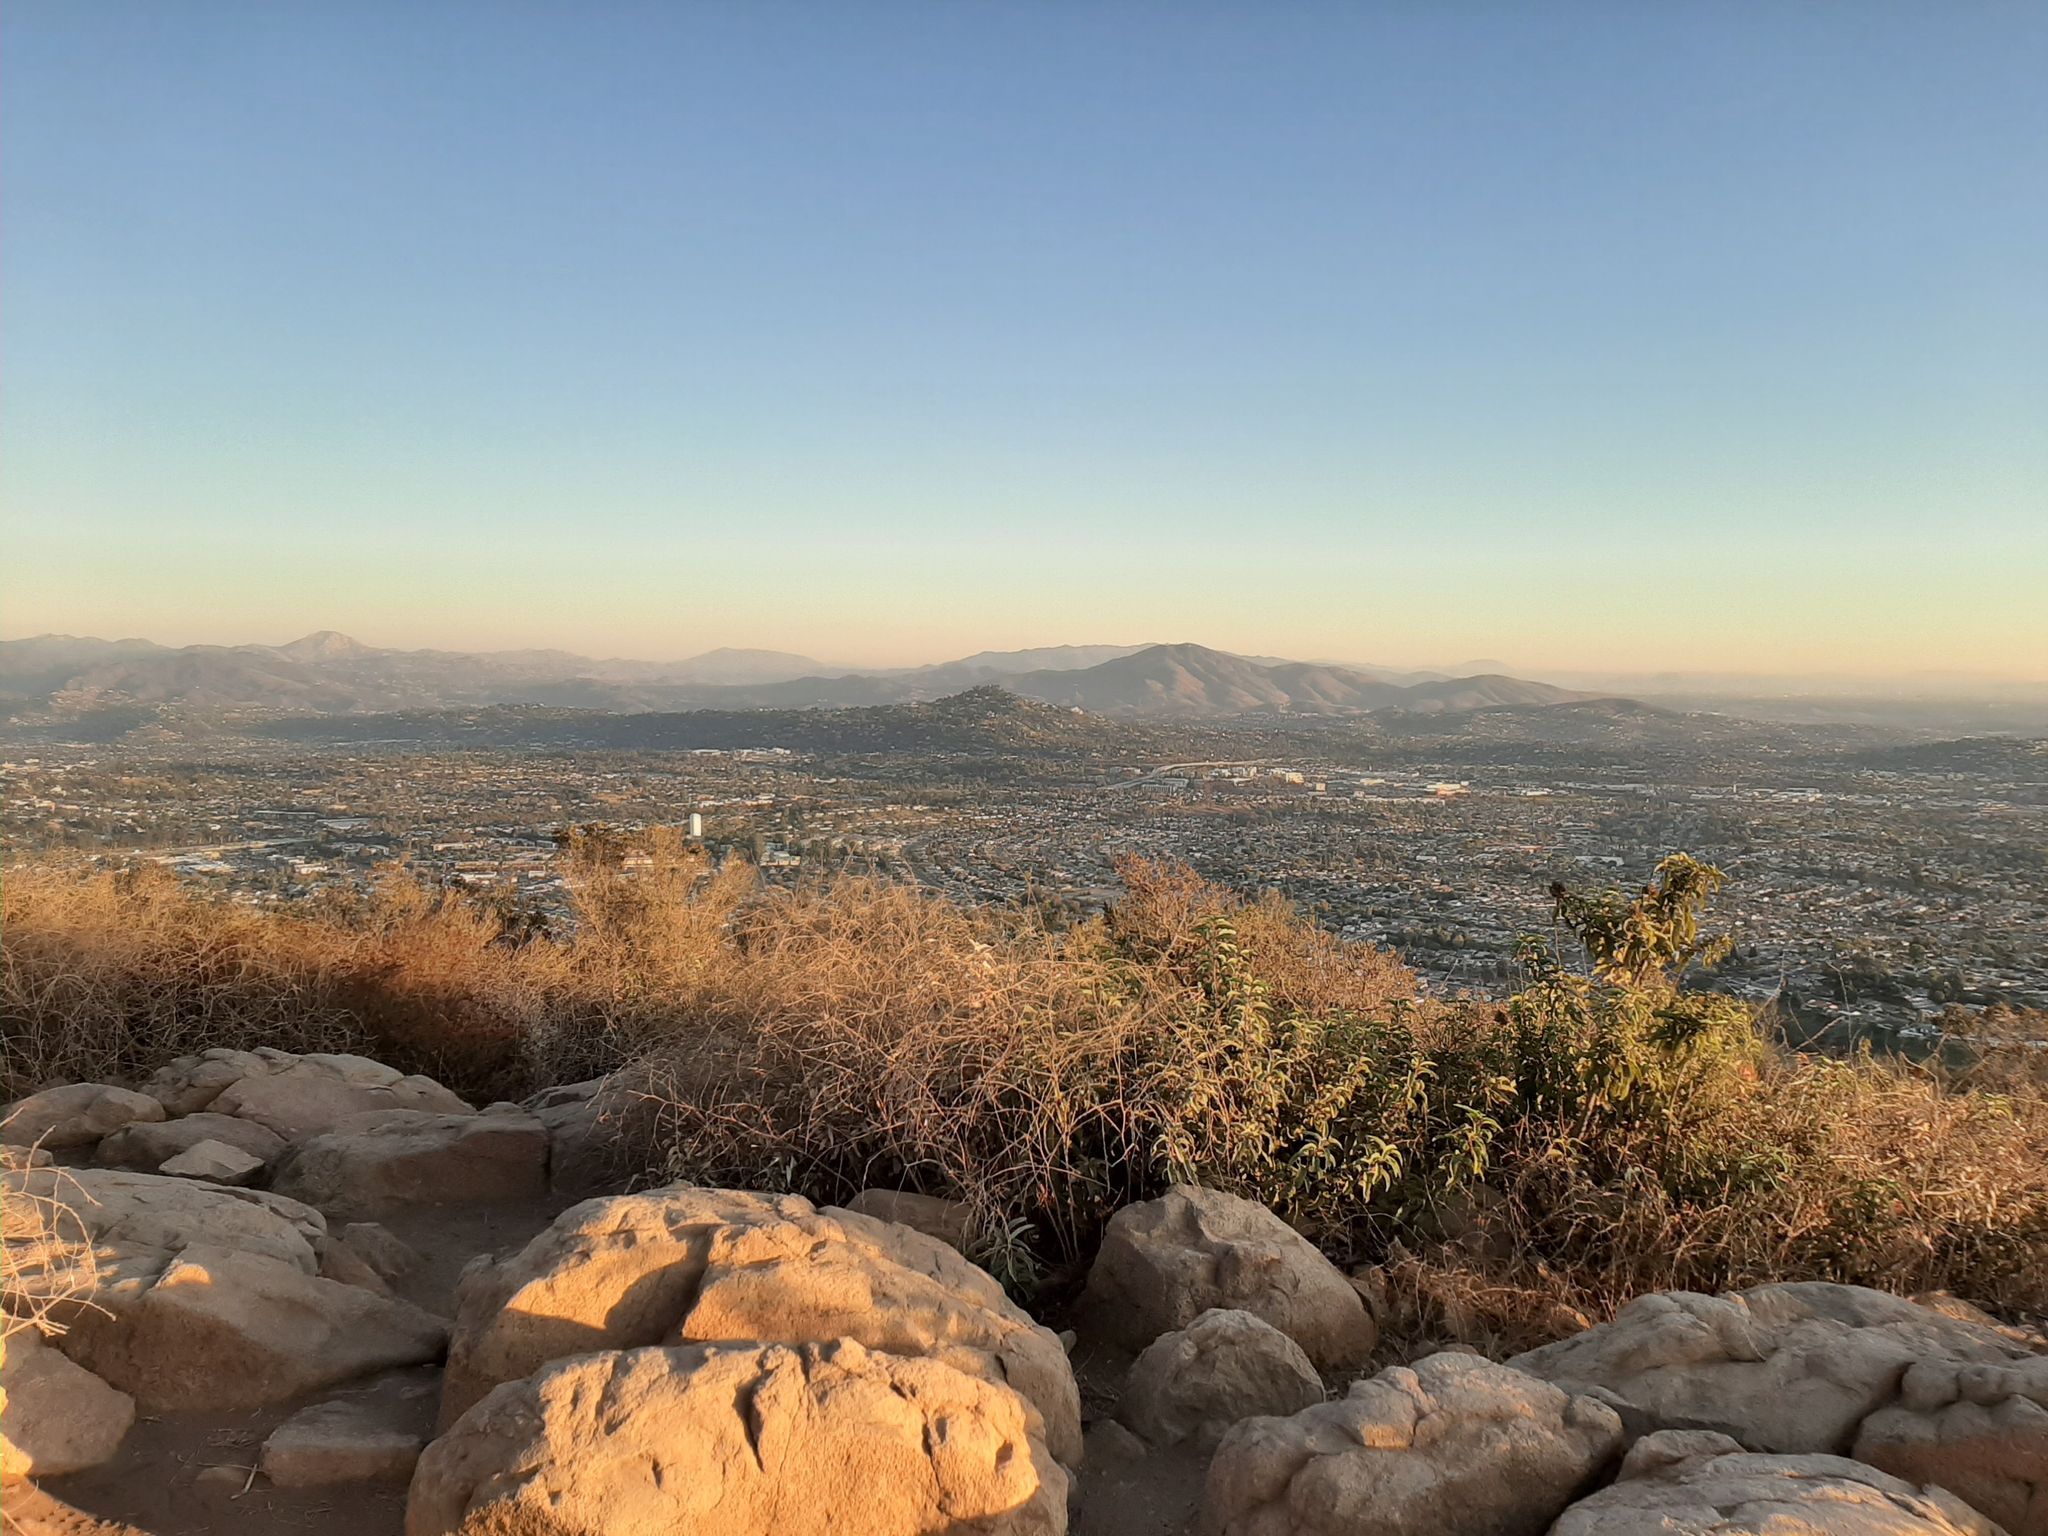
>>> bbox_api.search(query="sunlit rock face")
[436,1183,1082,1468]
[1201,1350,1624,1536]
[409,1340,1069,1536]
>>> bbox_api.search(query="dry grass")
[5,845,2047,1346]
[1,1158,104,1341]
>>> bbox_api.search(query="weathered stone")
[318,1234,396,1296]
[409,1340,1068,1536]
[340,1222,423,1288]
[438,1184,1082,1469]
[269,1108,547,1214]
[158,1138,265,1186]
[208,1052,473,1140]
[260,1375,435,1486]
[138,1048,276,1115]
[844,1188,975,1251]
[1854,1354,2048,1535]
[1,1083,164,1149]
[2,1166,443,1411]
[0,1146,52,1170]
[1510,1281,2032,1455]
[1120,1308,1324,1449]
[60,1244,446,1410]
[1551,1430,2004,1536]
[525,1075,657,1197]
[95,1112,286,1171]
[1085,1418,1151,1465]
[1202,1351,1623,1536]
[0,1330,136,1481]
[1082,1185,1376,1369]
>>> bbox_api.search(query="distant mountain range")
[0,633,1605,721]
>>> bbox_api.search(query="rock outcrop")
[1511,1281,2046,1532]
[438,1184,1082,1468]
[843,1188,974,1251]
[141,1049,472,1139]
[410,1340,1069,1536]
[1119,1308,1324,1449]
[1082,1185,1376,1369]
[1551,1429,2004,1536]
[1202,1351,1623,1536]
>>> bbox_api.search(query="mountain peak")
[275,630,376,660]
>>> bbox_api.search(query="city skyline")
[6,2,2045,675]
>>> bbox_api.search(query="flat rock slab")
[158,1138,265,1186]
[269,1108,548,1214]
[142,1048,472,1138]
[260,1370,438,1486]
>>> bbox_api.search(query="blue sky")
[6,2,2045,673]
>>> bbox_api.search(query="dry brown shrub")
[1,1159,103,1342]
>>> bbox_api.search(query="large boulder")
[1854,1354,2048,1535]
[269,1108,548,1214]
[409,1339,1068,1536]
[1119,1308,1324,1449]
[95,1111,287,1171]
[1082,1186,1376,1369]
[2,1166,446,1410]
[141,1048,472,1139]
[438,1185,1082,1468]
[1,1083,163,1149]
[1551,1429,2004,1536]
[0,1330,136,1481]
[1202,1351,1624,1536]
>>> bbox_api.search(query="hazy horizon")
[6,3,2045,676]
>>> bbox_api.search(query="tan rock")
[1551,1431,2004,1536]
[1,1083,164,1149]
[1202,1351,1623,1536]
[525,1074,658,1197]
[1854,1354,2048,1535]
[340,1222,423,1288]
[158,1138,265,1186]
[3,1166,442,1411]
[844,1188,974,1250]
[59,1244,446,1410]
[1082,1185,1376,1369]
[95,1112,286,1171]
[0,1146,52,1171]
[408,1340,1068,1536]
[207,1052,473,1140]
[268,1108,547,1213]
[1509,1281,2031,1455]
[260,1375,435,1486]
[1119,1308,1324,1449]
[138,1048,276,1115]
[438,1185,1082,1469]
[0,1330,136,1481]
